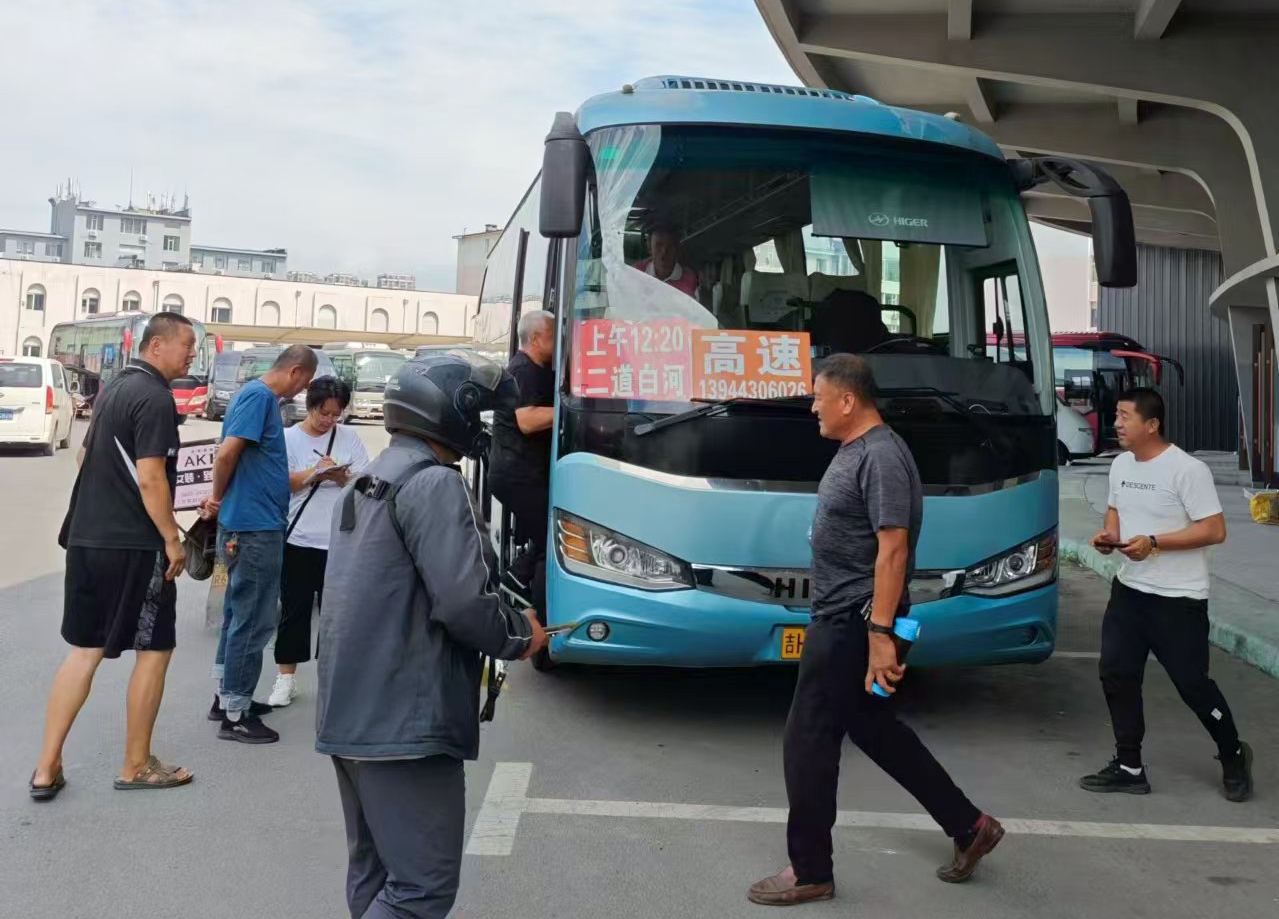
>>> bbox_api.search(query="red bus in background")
[49,311,222,415]
[985,330,1184,453]
[1051,332,1184,452]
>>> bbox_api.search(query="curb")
[1061,538,1279,679]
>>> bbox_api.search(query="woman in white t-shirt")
[268,377,370,707]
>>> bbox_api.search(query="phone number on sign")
[696,379,809,400]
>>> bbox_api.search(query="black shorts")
[62,547,177,659]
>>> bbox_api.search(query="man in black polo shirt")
[489,310,555,620]
[29,312,197,800]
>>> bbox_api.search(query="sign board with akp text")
[174,438,217,511]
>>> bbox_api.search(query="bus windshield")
[557,125,1052,486]
[353,352,405,392]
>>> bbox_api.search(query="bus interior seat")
[811,289,891,356]
[740,270,809,329]
[808,272,866,304]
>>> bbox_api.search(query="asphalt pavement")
[1,419,1276,918]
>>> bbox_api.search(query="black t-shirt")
[490,350,554,484]
[59,361,180,552]
[809,425,923,619]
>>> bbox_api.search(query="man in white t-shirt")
[1080,388,1252,802]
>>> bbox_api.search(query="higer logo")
[868,212,929,228]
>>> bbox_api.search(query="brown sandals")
[29,769,67,801]
[112,755,194,791]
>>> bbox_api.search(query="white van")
[1056,393,1096,466]
[0,357,75,455]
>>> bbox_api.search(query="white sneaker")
[268,673,298,707]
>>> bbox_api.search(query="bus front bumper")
[546,568,1057,668]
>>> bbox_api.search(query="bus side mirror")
[1011,156,1137,288]
[1088,194,1137,289]
[540,112,588,239]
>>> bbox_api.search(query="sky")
[1,0,800,292]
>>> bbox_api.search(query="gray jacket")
[315,434,533,760]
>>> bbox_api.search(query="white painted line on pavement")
[465,762,532,856]
[1053,650,1102,659]
[469,763,1279,856]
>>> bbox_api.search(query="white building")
[1,261,474,358]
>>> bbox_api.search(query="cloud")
[1,0,797,290]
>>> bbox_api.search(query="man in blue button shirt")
[202,345,316,744]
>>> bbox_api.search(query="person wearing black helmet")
[315,351,548,919]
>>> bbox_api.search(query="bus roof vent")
[637,76,881,105]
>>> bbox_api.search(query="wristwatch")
[867,620,895,636]
[1148,535,1160,555]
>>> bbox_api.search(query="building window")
[16,239,35,255]
[191,253,203,267]
[122,291,142,311]
[162,295,184,315]
[261,259,276,274]
[317,305,337,329]
[121,217,146,235]
[370,308,390,332]
[81,289,100,314]
[86,213,104,231]
[214,255,227,269]
[421,312,439,335]
[260,301,280,325]
[163,235,181,252]
[47,242,63,259]
[211,298,232,323]
[237,258,252,271]
[84,241,102,259]
[22,337,42,358]
[25,285,46,312]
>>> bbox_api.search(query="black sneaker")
[1218,742,1254,802]
[207,695,273,722]
[217,713,279,744]
[1079,759,1151,795]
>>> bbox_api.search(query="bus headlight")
[554,510,693,591]
[962,529,1057,597]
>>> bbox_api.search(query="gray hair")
[272,344,319,372]
[517,309,554,346]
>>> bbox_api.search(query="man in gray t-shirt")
[750,354,1003,908]
[810,424,921,620]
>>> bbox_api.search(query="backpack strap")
[338,455,440,540]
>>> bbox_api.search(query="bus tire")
[1057,441,1071,467]
[58,428,72,450]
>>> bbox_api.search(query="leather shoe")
[747,866,834,906]
[937,815,1005,883]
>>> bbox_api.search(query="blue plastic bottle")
[871,617,921,698]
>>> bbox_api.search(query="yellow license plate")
[780,627,806,660]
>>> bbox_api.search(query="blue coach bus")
[471,75,1135,670]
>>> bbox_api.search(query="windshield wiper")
[877,387,1000,447]
[633,395,812,437]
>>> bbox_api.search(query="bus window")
[980,266,1030,371]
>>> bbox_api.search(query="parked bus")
[320,345,407,421]
[1051,331,1184,451]
[48,311,220,414]
[469,75,1135,671]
